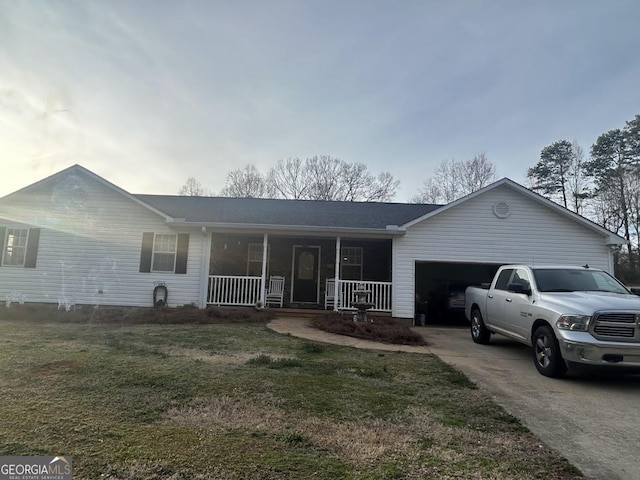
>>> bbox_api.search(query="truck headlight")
[557,315,591,331]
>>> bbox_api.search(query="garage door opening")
[415,262,500,325]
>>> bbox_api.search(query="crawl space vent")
[493,202,511,218]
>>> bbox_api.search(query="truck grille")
[591,312,640,341]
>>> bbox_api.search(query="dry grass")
[0,310,582,479]
[164,394,579,479]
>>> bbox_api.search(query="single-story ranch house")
[0,165,626,320]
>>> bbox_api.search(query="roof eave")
[166,221,407,237]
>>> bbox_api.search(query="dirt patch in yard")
[161,348,295,365]
[33,360,79,375]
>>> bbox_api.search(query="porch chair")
[265,275,285,308]
[324,278,336,310]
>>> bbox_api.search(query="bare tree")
[304,156,345,201]
[220,164,274,198]
[459,153,496,195]
[178,177,212,196]
[340,161,370,201]
[266,155,399,201]
[410,177,442,204]
[267,158,309,199]
[567,141,590,214]
[413,155,497,203]
[363,171,400,202]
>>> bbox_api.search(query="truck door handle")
[488,294,493,299]
[505,298,512,302]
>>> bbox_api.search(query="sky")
[1,0,639,202]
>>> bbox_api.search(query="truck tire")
[470,308,491,344]
[532,325,567,378]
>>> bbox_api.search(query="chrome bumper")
[558,331,640,366]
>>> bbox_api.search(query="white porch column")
[200,228,212,308]
[260,233,269,305]
[334,236,341,311]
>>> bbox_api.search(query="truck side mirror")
[508,283,531,296]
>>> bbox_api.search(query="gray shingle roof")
[135,195,442,230]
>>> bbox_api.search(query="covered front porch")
[205,233,393,312]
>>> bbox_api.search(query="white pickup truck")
[465,265,640,377]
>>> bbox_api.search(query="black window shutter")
[0,227,5,267]
[175,233,189,274]
[139,232,154,273]
[24,228,40,268]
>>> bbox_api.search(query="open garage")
[391,179,624,320]
[415,261,500,324]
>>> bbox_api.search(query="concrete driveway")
[422,326,640,480]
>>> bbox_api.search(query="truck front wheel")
[470,308,491,344]
[532,325,567,378]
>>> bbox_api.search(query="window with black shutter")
[0,227,40,268]
[139,232,189,274]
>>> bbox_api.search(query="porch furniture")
[265,275,285,307]
[325,278,336,309]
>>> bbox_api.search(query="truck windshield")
[532,268,630,294]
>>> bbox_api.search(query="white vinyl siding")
[0,170,204,307]
[392,185,614,319]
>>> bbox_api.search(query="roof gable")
[402,177,626,245]
[1,164,173,221]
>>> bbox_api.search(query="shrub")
[311,314,427,346]
[1,303,274,325]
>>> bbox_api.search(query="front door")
[292,246,320,303]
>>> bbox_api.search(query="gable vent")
[493,202,511,219]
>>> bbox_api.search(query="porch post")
[200,228,212,308]
[334,236,341,311]
[260,233,268,305]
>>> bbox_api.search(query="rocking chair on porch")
[265,276,285,308]
[325,278,336,310]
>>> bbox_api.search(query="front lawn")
[0,311,581,479]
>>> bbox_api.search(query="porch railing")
[338,280,392,312]
[208,275,262,306]
[206,275,393,312]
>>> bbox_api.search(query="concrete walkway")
[268,317,431,353]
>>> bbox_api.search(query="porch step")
[267,308,332,319]
[266,308,389,320]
